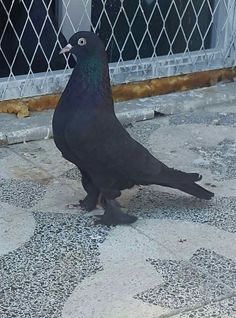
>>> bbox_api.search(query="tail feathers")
[157,167,214,200]
[174,182,214,200]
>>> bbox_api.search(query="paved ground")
[0,83,236,317]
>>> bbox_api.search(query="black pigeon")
[52,31,214,226]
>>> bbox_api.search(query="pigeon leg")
[95,196,137,226]
[79,170,100,211]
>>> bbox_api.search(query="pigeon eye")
[78,38,87,46]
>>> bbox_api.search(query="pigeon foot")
[95,199,137,226]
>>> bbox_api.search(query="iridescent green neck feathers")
[78,55,108,89]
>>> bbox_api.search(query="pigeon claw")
[93,200,138,226]
[66,203,81,209]
[79,196,98,212]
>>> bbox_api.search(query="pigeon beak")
[60,44,73,54]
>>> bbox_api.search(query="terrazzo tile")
[0,178,46,209]
[207,101,236,113]
[135,249,234,310]
[33,178,86,214]
[191,139,236,180]
[190,248,236,289]
[128,188,236,233]
[170,112,236,127]
[176,296,236,318]
[62,218,236,318]
[0,202,35,255]
[62,224,173,318]
[135,259,230,309]
[148,124,236,182]
[11,139,74,177]
[132,219,236,262]
[0,212,110,318]
[62,167,81,180]
[0,148,50,181]
[0,147,12,159]
[127,119,161,148]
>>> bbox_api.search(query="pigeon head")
[60,31,110,90]
[60,31,106,61]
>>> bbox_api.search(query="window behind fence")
[0,0,235,100]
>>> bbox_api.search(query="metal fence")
[0,0,236,101]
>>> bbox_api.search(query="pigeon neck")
[75,55,111,92]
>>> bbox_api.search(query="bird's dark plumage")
[53,31,214,226]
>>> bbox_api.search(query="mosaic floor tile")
[135,249,234,310]
[177,296,236,318]
[0,178,46,209]
[11,139,74,177]
[170,111,236,127]
[0,212,110,318]
[128,189,236,233]
[0,202,35,255]
[191,138,236,180]
[62,167,81,180]
[0,147,12,159]
[190,248,236,289]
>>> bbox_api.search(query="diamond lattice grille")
[0,0,235,100]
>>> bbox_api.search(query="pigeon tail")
[156,167,214,200]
